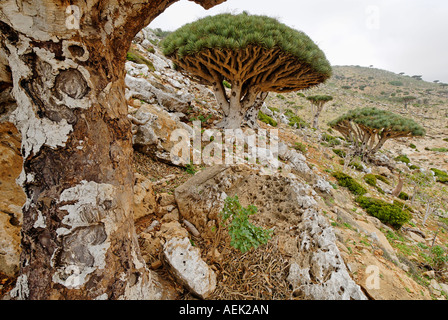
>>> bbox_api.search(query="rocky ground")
[1,27,447,300]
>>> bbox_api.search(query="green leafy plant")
[363,174,377,187]
[320,133,341,147]
[220,195,273,253]
[332,171,367,196]
[184,163,197,175]
[355,196,412,229]
[375,175,390,185]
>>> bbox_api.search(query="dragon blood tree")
[306,95,333,129]
[161,12,332,129]
[329,107,425,158]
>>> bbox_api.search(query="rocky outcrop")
[174,164,367,300]
[125,74,193,114]
[163,237,217,299]
[130,103,186,163]
[287,208,367,300]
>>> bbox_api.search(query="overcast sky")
[149,0,448,83]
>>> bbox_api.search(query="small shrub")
[284,109,308,128]
[393,200,414,213]
[364,174,377,187]
[355,196,412,229]
[430,147,448,152]
[332,148,346,158]
[297,92,306,97]
[294,142,307,154]
[431,168,448,184]
[321,133,341,147]
[398,191,410,200]
[258,111,277,127]
[349,160,364,171]
[276,94,286,100]
[389,80,403,86]
[409,143,417,149]
[220,195,273,253]
[332,171,367,196]
[429,245,448,270]
[394,154,410,164]
[184,163,197,175]
[267,106,280,113]
[375,175,390,185]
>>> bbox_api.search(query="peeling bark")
[1,0,225,300]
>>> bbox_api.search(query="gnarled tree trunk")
[0,0,224,300]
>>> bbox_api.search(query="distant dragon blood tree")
[162,12,332,129]
[329,107,425,157]
[306,95,333,129]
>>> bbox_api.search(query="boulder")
[163,237,217,298]
[131,104,188,164]
[175,164,317,239]
[125,74,192,113]
[175,164,365,300]
[287,208,367,300]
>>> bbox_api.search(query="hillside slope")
[1,29,447,300]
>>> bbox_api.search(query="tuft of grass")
[126,47,155,71]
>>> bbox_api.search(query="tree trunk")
[311,102,321,129]
[215,100,245,129]
[243,92,268,129]
[392,174,404,198]
[1,0,224,300]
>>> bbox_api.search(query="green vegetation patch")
[284,109,308,128]
[126,47,155,71]
[389,80,403,86]
[355,196,412,229]
[332,171,367,196]
[220,195,273,253]
[431,168,448,184]
[320,133,341,147]
[258,111,277,127]
[394,154,410,164]
[332,148,346,158]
